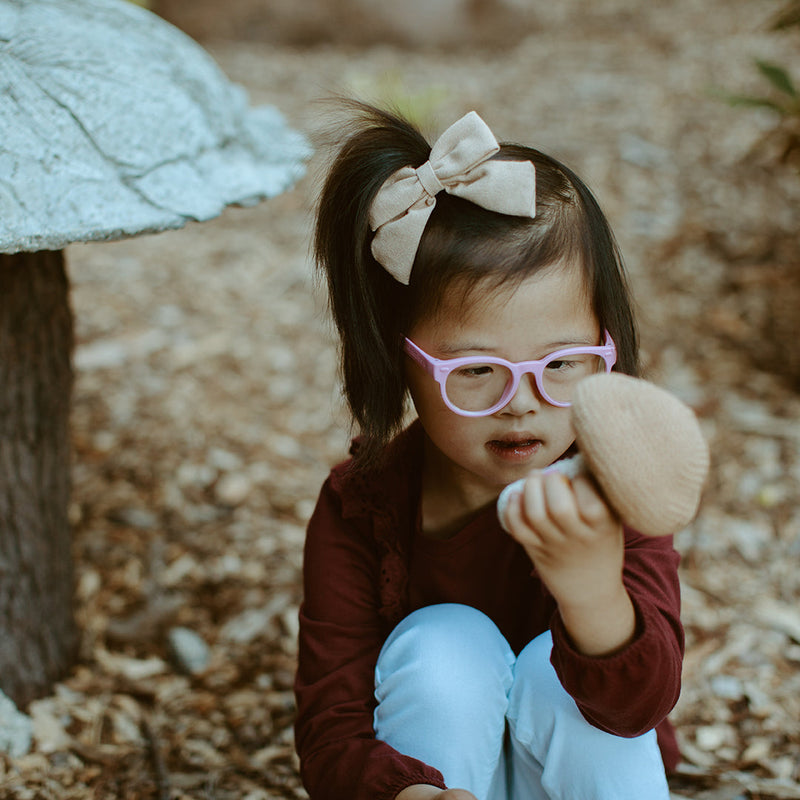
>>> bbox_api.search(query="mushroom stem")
[0,251,78,707]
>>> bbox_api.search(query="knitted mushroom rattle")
[497,372,710,537]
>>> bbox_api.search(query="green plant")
[713,2,800,167]
[721,59,799,116]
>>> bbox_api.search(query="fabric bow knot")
[368,111,537,284]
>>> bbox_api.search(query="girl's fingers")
[503,483,542,547]
[502,476,547,549]
[519,472,545,526]
[571,474,616,527]
[541,471,582,529]
[520,472,565,543]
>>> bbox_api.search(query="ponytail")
[314,102,430,465]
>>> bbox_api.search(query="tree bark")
[0,251,77,708]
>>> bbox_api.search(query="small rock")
[270,434,302,459]
[176,462,217,488]
[210,553,244,580]
[220,607,273,645]
[109,507,159,530]
[74,330,168,370]
[207,447,244,472]
[92,430,116,452]
[247,461,274,483]
[741,737,771,763]
[96,650,169,681]
[754,598,800,645]
[264,345,296,372]
[0,688,33,757]
[294,498,316,521]
[710,674,744,701]
[766,755,797,780]
[29,698,71,754]
[695,723,732,751]
[220,593,290,645]
[161,553,201,587]
[215,472,253,506]
[74,340,128,370]
[76,568,102,602]
[168,627,211,675]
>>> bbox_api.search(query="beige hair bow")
[368,111,537,284]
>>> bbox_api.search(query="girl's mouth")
[486,437,542,461]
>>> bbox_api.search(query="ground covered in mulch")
[2,1,800,797]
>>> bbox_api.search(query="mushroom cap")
[571,372,710,537]
[0,0,311,254]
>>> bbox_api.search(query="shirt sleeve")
[549,528,683,738]
[294,477,447,800]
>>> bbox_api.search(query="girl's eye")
[546,359,577,371]
[456,365,494,378]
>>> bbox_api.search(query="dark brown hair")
[315,102,639,466]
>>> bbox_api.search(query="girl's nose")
[500,373,542,416]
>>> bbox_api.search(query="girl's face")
[406,261,601,511]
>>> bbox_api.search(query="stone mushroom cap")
[571,372,710,537]
[0,0,311,254]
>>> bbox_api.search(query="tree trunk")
[0,251,77,708]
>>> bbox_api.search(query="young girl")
[294,103,682,800]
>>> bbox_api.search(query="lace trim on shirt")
[328,424,423,627]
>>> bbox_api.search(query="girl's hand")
[395,786,478,800]
[503,470,636,656]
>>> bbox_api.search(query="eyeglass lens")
[444,353,607,412]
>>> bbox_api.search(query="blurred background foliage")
[718,1,800,171]
[145,0,800,390]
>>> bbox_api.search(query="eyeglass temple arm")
[403,338,436,375]
[601,330,617,368]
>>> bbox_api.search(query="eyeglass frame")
[403,330,618,416]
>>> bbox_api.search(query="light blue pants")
[374,604,670,800]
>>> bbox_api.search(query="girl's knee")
[375,604,515,719]
[507,630,571,736]
[378,604,514,680]
[511,629,557,698]
[514,629,553,667]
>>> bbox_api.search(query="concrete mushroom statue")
[0,0,310,707]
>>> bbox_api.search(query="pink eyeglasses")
[404,331,617,416]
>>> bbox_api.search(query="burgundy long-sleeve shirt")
[295,422,684,800]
